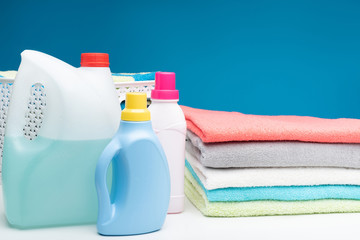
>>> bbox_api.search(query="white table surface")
[1,186,360,240]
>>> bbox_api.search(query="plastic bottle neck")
[80,67,110,72]
[151,99,179,104]
[119,120,152,130]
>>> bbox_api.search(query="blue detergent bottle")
[95,92,170,236]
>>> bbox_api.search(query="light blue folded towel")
[185,160,360,202]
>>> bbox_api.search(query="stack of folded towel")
[182,106,360,217]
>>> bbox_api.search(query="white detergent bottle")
[148,72,186,213]
[2,50,121,228]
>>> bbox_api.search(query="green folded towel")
[185,171,360,217]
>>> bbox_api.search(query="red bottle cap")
[80,53,109,67]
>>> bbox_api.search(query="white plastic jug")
[148,72,186,214]
[2,50,121,228]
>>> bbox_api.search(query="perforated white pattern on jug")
[0,82,13,161]
[23,84,47,140]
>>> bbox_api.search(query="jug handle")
[95,139,121,224]
[4,51,66,140]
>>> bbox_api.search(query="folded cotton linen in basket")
[184,176,360,217]
[185,162,360,202]
[180,106,360,144]
[186,130,360,168]
[185,151,360,189]
[111,72,155,82]
[0,71,17,79]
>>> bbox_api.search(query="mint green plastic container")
[2,137,110,228]
[1,50,121,228]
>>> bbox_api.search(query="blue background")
[1,0,360,118]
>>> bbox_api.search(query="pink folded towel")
[180,106,360,143]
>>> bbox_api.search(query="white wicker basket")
[0,78,155,172]
[116,80,154,105]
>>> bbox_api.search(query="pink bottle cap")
[151,72,179,100]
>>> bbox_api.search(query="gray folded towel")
[186,130,360,169]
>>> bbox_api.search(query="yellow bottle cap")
[121,92,150,121]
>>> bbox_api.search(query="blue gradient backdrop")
[1,0,360,118]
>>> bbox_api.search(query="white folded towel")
[186,151,360,190]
